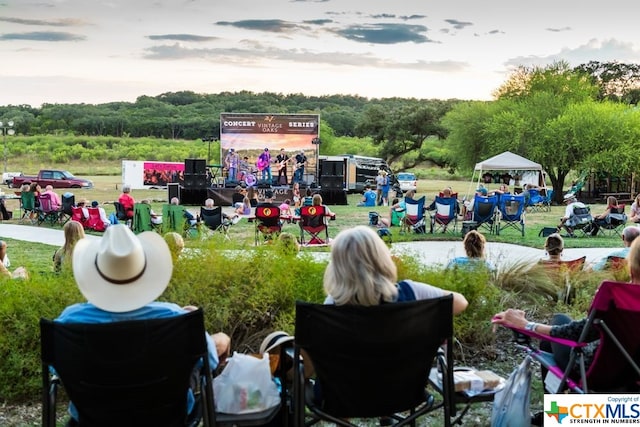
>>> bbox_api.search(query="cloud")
[0,31,85,42]
[546,27,572,32]
[147,34,217,42]
[371,13,396,19]
[336,23,435,44]
[302,19,333,25]
[216,19,300,33]
[141,41,465,72]
[444,19,473,30]
[0,17,85,27]
[400,15,427,21]
[505,38,640,68]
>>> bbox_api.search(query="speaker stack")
[184,158,208,190]
[319,160,347,205]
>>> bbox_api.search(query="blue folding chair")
[496,194,525,236]
[429,196,458,234]
[472,194,498,234]
[402,196,426,234]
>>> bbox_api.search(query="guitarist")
[257,148,272,183]
[275,148,290,185]
[293,150,307,184]
[224,148,239,181]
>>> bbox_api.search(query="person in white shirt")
[557,194,587,237]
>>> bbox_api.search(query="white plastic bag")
[491,356,532,427]
[212,352,281,414]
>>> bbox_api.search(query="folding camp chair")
[199,206,231,240]
[429,196,458,234]
[162,204,190,235]
[37,193,62,226]
[131,203,158,233]
[59,193,75,224]
[71,206,88,227]
[402,196,426,234]
[298,205,329,246]
[293,296,454,427]
[19,190,36,223]
[390,207,406,227]
[472,194,498,234]
[113,201,128,222]
[497,281,640,394]
[254,205,282,245]
[86,207,107,232]
[567,205,593,237]
[538,256,586,304]
[496,194,525,236]
[40,310,215,427]
[596,205,627,237]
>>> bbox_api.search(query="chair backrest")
[162,204,187,233]
[113,202,127,221]
[572,205,592,221]
[62,194,75,215]
[583,281,640,390]
[38,193,56,213]
[71,206,86,224]
[200,206,222,230]
[498,194,525,221]
[527,188,542,205]
[86,208,106,232]
[132,203,154,233]
[433,196,457,221]
[606,255,628,271]
[255,205,281,228]
[294,296,453,418]
[473,194,498,224]
[300,205,326,228]
[40,309,212,427]
[21,191,35,210]
[539,256,586,273]
[404,196,425,220]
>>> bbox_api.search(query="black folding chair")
[41,309,214,427]
[293,297,454,427]
[200,206,231,240]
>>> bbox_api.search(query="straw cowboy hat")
[259,331,294,354]
[72,224,173,312]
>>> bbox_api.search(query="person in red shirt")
[118,184,135,219]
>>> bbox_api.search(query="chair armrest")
[497,323,587,348]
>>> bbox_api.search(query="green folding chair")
[161,204,188,235]
[20,191,36,224]
[132,203,158,234]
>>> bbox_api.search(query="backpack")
[368,212,379,226]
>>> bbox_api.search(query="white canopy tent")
[467,151,547,198]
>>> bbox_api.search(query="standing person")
[118,184,135,219]
[275,148,290,185]
[323,226,468,312]
[224,148,239,182]
[375,170,385,206]
[292,182,302,208]
[381,170,391,206]
[257,148,272,183]
[55,225,231,424]
[53,220,85,273]
[293,150,307,184]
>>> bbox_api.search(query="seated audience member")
[164,231,185,263]
[522,183,541,205]
[462,186,488,220]
[247,186,259,208]
[90,201,110,229]
[493,236,640,380]
[53,220,86,273]
[557,194,588,238]
[447,230,495,271]
[357,185,377,207]
[55,225,230,424]
[259,190,278,208]
[630,194,640,223]
[234,196,252,216]
[323,226,468,314]
[427,186,460,215]
[203,198,239,224]
[277,232,300,255]
[171,197,197,226]
[379,197,405,227]
[0,240,28,279]
[311,193,335,225]
[30,182,42,209]
[141,199,162,225]
[589,196,621,236]
[592,226,640,271]
[302,188,314,207]
[118,184,135,219]
[279,198,293,218]
[540,233,564,263]
[292,182,302,208]
[42,185,62,210]
[491,184,510,197]
[232,185,246,207]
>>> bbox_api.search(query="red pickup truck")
[12,169,93,189]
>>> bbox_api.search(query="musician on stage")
[257,148,272,183]
[224,148,239,181]
[293,150,307,184]
[275,148,290,185]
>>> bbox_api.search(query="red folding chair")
[254,205,282,245]
[299,205,330,246]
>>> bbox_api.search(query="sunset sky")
[0,0,638,106]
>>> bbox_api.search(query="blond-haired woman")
[53,220,85,272]
[323,226,468,313]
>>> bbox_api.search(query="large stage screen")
[220,113,319,186]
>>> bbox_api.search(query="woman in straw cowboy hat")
[55,224,230,422]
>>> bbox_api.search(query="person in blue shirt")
[447,229,495,272]
[592,226,640,271]
[55,224,231,422]
[357,185,377,207]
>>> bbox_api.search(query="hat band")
[95,256,147,285]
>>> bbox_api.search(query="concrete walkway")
[0,223,616,268]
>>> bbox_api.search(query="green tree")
[574,61,640,104]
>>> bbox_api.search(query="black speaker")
[185,158,206,175]
[180,188,207,205]
[321,189,348,205]
[194,174,208,189]
[321,160,344,177]
[320,175,343,190]
[168,183,180,202]
[184,173,208,189]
